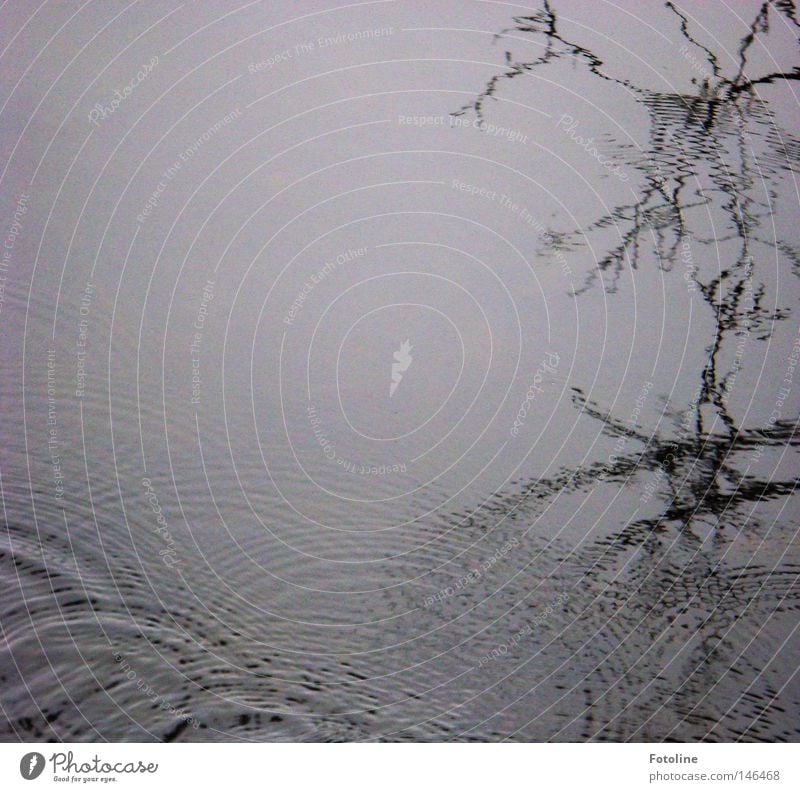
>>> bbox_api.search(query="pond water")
[1,0,798,741]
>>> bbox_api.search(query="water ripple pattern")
[0,0,798,742]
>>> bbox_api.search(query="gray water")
[1,0,798,742]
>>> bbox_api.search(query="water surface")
[1,0,798,741]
